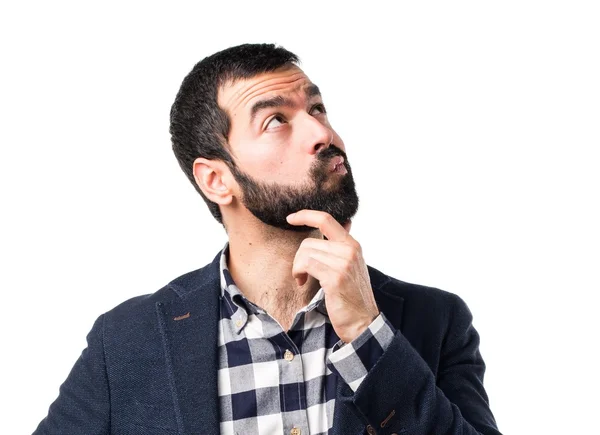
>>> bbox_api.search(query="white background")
[1,1,598,433]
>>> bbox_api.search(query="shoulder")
[100,258,219,331]
[368,265,473,325]
[369,264,465,304]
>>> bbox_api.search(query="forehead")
[217,66,316,115]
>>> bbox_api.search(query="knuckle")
[331,274,344,287]
[341,261,353,274]
[348,251,358,264]
[345,243,360,260]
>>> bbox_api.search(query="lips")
[329,156,345,172]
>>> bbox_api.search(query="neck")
[226,222,322,330]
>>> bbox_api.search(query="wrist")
[341,311,380,343]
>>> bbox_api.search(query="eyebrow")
[249,84,322,124]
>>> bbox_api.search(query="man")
[35,44,501,435]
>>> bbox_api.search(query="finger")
[294,239,353,287]
[296,274,308,287]
[286,210,350,242]
[292,246,308,286]
[292,247,347,287]
[292,250,311,287]
[325,219,351,240]
[299,238,356,262]
[292,246,331,286]
[293,254,335,288]
[303,248,348,273]
[292,261,310,287]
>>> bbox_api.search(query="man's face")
[218,66,358,232]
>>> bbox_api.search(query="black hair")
[170,43,300,224]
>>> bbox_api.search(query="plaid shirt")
[217,243,396,434]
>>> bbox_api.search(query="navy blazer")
[34,252,501,434]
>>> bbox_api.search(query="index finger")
[286,210,350,242]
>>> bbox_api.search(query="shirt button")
[366,425,376,435]
[290,427,301,435]
[284,349,294,362]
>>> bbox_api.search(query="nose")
[300,113,334,155]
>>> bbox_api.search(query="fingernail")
[287,213,296,221]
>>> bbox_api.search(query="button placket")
[279,341,308,435]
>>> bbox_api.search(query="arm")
[33,315,111,435]
[286,211,499,433]
[339,297,501,435]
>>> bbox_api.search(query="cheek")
[273,151,310,180]
[240,146,301,180]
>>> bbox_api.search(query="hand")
[286,210,380,343]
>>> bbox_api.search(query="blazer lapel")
[331,265,405,435]
[156,253,222,435]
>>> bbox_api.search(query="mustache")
[310,144,352,186]
[316,144,347,163]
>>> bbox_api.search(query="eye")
[265,114,286,130]
[310,103,327,115]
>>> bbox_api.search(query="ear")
[192,157,234,205]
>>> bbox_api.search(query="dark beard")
[230,145,359,232]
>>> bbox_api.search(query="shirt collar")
[219,242,329,334]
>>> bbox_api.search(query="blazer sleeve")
[347,295,502,435]
[33,314,110,435]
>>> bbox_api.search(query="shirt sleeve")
[326,312,396,392]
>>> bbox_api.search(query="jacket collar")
[156,250,404,434]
